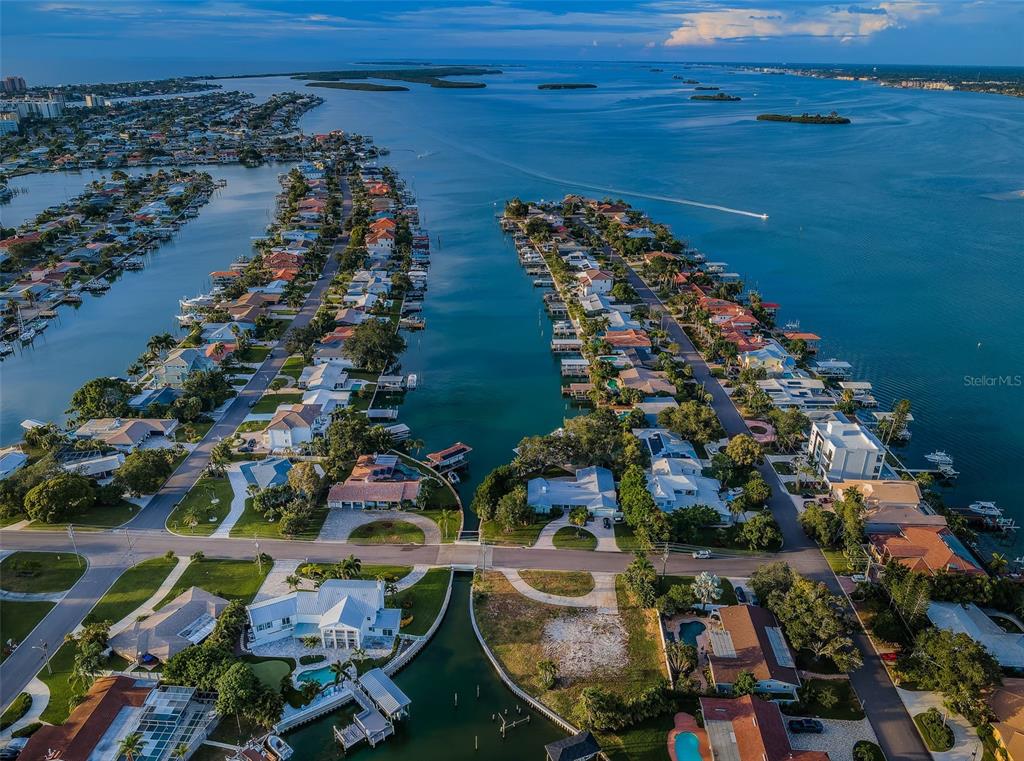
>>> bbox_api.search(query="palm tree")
[329,659,348,684]
[336,554,362,580]
[171,742,190,760]
[118,732,144,761]
[990,552,1010,576]
[793,456,816,492]
[285,573,301,592]
[438,509,454,541]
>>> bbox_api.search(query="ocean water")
[2,61,1022,544]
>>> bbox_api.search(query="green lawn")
[38,641,128,724]
[235,345,271,363]
[28,499,140,530]
[280,356,306,380]
[349,520,425,545]
[0,693,32,730]
[417,509,460,543]
[235,420,269,433]
[249,658,293,691]
[659,574,738,606]
[228,498,328,540]
[614,521,642,552]
[394,568,451,636]
[251,392,303,414]
[519,570,595,597]
[0,552,85,593]
[166,475,235,536]
[174,419,215,443]
[822,549,852,574]
[795,678,865,721]
[552,526,597,550]
[481,514,560,546]
[0,601,54,662]
[157,558,270,607]
[82,557,178,626]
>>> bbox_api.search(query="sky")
[2,0,1022,84]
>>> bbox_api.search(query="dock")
[332,668,412,752]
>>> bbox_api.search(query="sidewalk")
[211,465,248,538]
[107,556,193,637]
[0,677,49,741]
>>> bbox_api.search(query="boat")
[966,501,1002,518]
[447,471,461,484]
[783,319,801,331]
[406,373,418,390]
[925,450,954,466]
[0,341,14,357]
[19,328,37,344]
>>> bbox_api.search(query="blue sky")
[2,1,1022,84]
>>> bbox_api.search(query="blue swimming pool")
[296,666,335,686]
[674,731,701,761]
[678,621,706,646]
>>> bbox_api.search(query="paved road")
[615,253,930,761]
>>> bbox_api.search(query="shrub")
[852,741,886,761]
[0,692,32,730]
[915,708,954,752]
[299,654,326,666]
[12,721,42,738]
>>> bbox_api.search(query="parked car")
[248,398,258,408]
[788,719,824,734]
[851,574,868,583]
[735,587,748,603]
[692,549,712,559]
[800,492,815,499]
[881,652,900,663]
[602,517,611,529]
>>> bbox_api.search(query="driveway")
[317,509,441,545]
[787,717,878,761]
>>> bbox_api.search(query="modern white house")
[739,340,796,377]
[298,362,348,391]
[576,269,613,296]
[246,579,401,651]
[645,457,730,521]
[807,415,885,482]
[927,602,1024,668]
[756,377,835,411]
[527,466,619,518]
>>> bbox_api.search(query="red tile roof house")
[327,453,421,509]
[707,605,802,701]
[700,695,830,761]
[868,525,986,575]
[604,329,652,349]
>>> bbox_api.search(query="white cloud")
[664,2,940,46]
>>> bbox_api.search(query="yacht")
[925,450,954,466]
[0,341,14,357]
[967,501,1003,518]
[19,327,37,344]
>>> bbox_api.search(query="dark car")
[0,749,21,760]
[800,492,815,499]
[602,517,611,529]
[788,719,824,734]
[735,587,748,603]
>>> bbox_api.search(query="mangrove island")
[537,83,597,90]
[757,112,852,124]
[691,92,742,101]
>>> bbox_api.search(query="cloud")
[664,2,939,45]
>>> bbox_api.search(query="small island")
[694,86,719,91]
[307,82,409,92]
[757,112,851,124]
[537,83,597,90]
[649,68,664,73]
[691,92,742,102]
[674,77,700,84]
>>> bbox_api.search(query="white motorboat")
[967,501,1003,518]
[925,450,954,466]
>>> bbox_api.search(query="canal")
[0,163,287,444]
[285,573,564,759]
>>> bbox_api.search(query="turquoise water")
[678,621,706,647]
[674,731,701,761]
[297,665,335,686]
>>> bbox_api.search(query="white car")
[851,574,868,583]
[692,549,712,559]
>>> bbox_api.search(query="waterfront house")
[210,269,241,288]
[616,367,676,396]
[152,347,215,388]
[263,404,325,452]
[73,417,178,451]
[988,679,1024,761]
[807,415,885,482]
[605,310,643,332]
[335,307,368,326]
[240,457,293,490]
[128,385,181,412]
[830,479,946,533]
[577,269,613,296]
[0,447,28,481]
[631,428,699,461]
[739,340,796,377]
[246,578,400,650]
[109,587,229,663]
[527,466,619,519]
[707,605,801,701]
[365,229,395,258]
[545,731,601,761]
[756,377,834,411]
[298,362,348,391]
[302,388,351,416]
[783,331,822,353]
[868,525,985,576]
[699,695,829,761]
[60,450,126,479]
[327,453,421,510]
[646,457,729,521]
[604,329,651,349]
[202,321,256,344]
[927,602,1024,668]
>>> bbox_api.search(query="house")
[617,367,676,396]
[335,307,368,326]
[210,269,241,288]
[604,329,651,349]
[577,269,613,296]
[784,331,822,353]
[152,347,215,388]
[927,602,1024,668]
[246,578,400,650]
[204,341,237,364]
[545,731,601,761]
[740,340,796,377]
[807,415,885,482]
[202,320,254,344]
[632,428,699,461]
[60,451,126,478]
[128,385,181,412]
[707,605,801,701]
[73,418,178,451]
[756,377,834,411]
[302,388,351,416]
[298,362,348,391]
[527,466,619,518]
[646,457,729,521]
[263,403,325,452]
[0,447,28,480]
[20,676,153,761]
[868,525,985,576]
[700,695,830,761]
[989,679,1024,761]
[109,587,229,663]
[239,457,293,490]
[831,479,946,533]
[365,229,395,257]
[327,453,421,509]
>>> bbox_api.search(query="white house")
[263,404,325,452]
[577,269,613,296]
[302,388,351,416]
[527,466,619,518]
[739,340,796,377]
[646,457,730,522]
[756,377,835,411]
[807,415,885,482]
[926,602,1024,669]
[246,579,401,650]
[298,362,348,391]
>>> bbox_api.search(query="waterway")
[0,163,287,442]
[285,573,564,759]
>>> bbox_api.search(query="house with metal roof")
[545,730,601,761]
[246,579,400,651]
[109,587,229,664]
[528,466,619,518]
[927,602,1024,668]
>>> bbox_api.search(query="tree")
[171,742,191,760]
[537,659,558,690]
[438,509,455,541]
[117,732,144,761]
[732,670,757,696]
[902,627,1001,723]
[624,553,658,607]
[769,576,862,673]
[692,571,722,611]
[725,434,764,468]
[216,662,263,732]
[329,659,348,685]
[742,473,771,508]
[495,485,533,533]
[285,573,301,592]
[748,561,795,604]
[336,554,362,580]
[799,504,841,547]
[569,506,589,537]
[471,464,518,522]
[665,641,697,677]
[740,512,782,550]
[288,461,321,500]
[658,583,696,616]
[115,449,176,496]
[619,464,657,529]
[343,318,406,372]
[24,473,95,523]
[209,440,232,476]
[879,398,911,445]
[67,376,135,421]
[769,408,810,452]
[658,401,723,445]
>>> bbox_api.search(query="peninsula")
[757,112,851,124]
[307,82,409,92]
[691,92,742,101]
[289,66,500,89]
[537,83,597,90]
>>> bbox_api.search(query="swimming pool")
[674,731,701,761]
[678,621,706,646]
[296,666,335,686]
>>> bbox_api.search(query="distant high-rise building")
[84,94,112,108]
[0,98,63,119]
[2,76,27,94]
[0,111,20,135]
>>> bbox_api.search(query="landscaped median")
[166,474,234,535]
